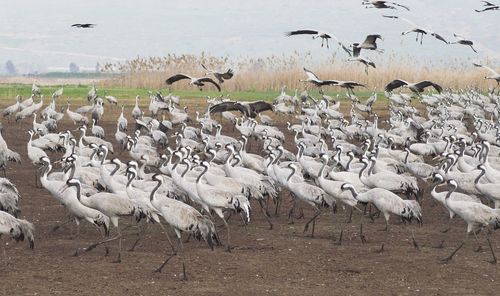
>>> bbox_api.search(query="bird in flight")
[475,1,499,12]
[71,24,96,28]
[201,64,234,84]
[285,30,351,54]
[165,74,221,91]
[385,79,443,94]
[383,15,448,45]
[209,101,273,118]
[300,68,339,88]
[450,34,477,53]
[473,63,500,90]
[362,0,409,10]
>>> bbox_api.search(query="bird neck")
[474,168,485,185]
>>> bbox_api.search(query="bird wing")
[197,77,222,91]
[345,81,367,88]
[383,15,417,27]
[303,68,321,81]
[321,80,340,86]
[209,102,246,115]
[385,79,408,92]
[414,81,443,93]
[453,33,466,40]
[430,32,448,44]
[220,69,234,80]
[71,24,81,27]
[165,74,192,85]
[285,30,318,36]
[473,63,499,76]
[249,101,274,113]
[482,1,496,6]
[364,34,382,45]
[327,34,352,56]
[388,1,410,10]
[201,64,211,72]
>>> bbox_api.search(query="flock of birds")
[0,0,498,281]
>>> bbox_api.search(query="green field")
[0,84,378,104]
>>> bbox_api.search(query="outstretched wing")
[327,34,352,56]
[198,77,222,92]
[453,33,466,40]
[210,102,246,115]
[201,64,211,72]
[322,80,340,86]
[165,74,191,85]
[473,63,499,76]
[345,81,367,88]
[249,101,274,113]
[220,69,234,80]
[383,15,417,27]
[285,30,318,36]
[481,1,496,7]
[415,81,443,93]
[385,79,408,92]
[430,32,448,44]
[389,1,410,10]
[364,34,382,45]
[303,67,321,81]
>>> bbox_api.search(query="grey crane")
[166,74,221,91]
[383,15,448,45]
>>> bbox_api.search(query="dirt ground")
[0,99,499,296]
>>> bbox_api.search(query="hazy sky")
[1,0,498,73]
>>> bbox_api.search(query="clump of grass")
[99,52,497,91]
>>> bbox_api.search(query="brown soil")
[0,100,499,296]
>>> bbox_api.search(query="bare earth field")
[0,99,499,296]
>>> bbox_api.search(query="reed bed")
[99,52,498,91]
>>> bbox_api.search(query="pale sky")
[0,0,498,73]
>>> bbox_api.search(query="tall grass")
[100,52,497,91]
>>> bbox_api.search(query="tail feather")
[6,149,21,163]
[196,215,218,251]
[11,219,35,249]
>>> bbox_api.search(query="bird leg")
[258,199,273,230]
[378,220,389,232]
[50,217,73,234]
[158,223,176,252]
[288,198,297,224]
[239,212,249,234]
[336,230,343,246]
[440,241,465,263]
[375,243,385,253]
[360,223,367,244]
[274,191,282,217]
[346,207,354,223]
[177,237,188,281]
[112,227,122,263]
[222,218,232,252]
[473,231,483,252]
[411,229,420,251]
[326,38,330,49]
[128,222,146,252]
[71,224,82,256]
[303,207,321,237]
[153,250,177,273]
[441,232,468,263]
[485,234,497,264]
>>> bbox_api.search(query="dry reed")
[99,52,498,91]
